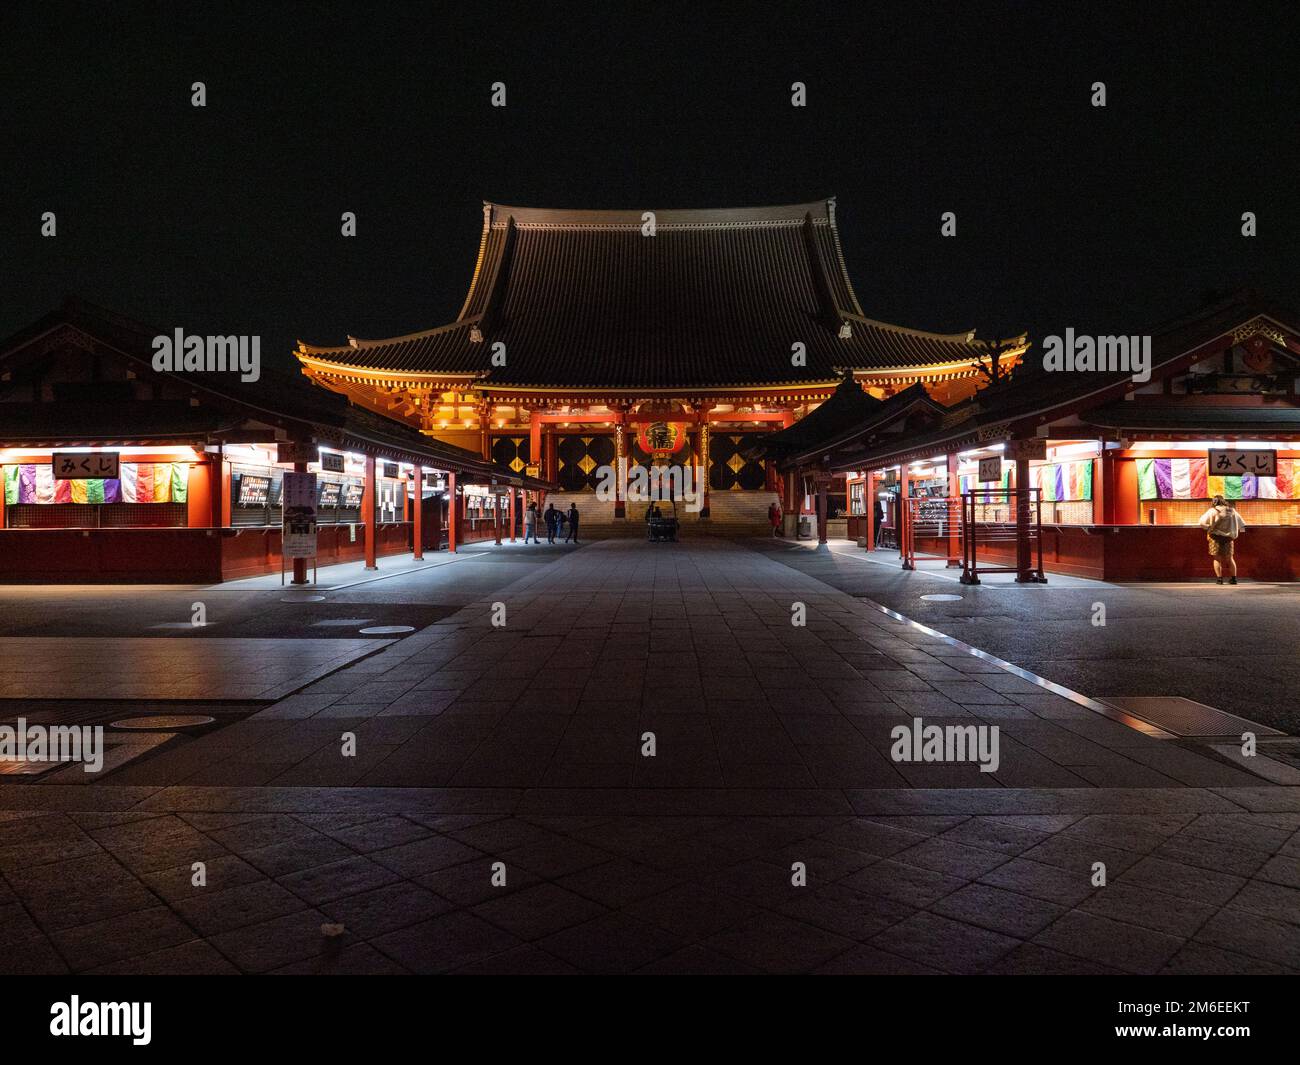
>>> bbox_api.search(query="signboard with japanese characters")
[277,440,317,465]
[52,451,119,480]
[320,451,346,473]
[281,471,318,559]
[978,456,1002,482]
[1006,438,1047,461]
[1208,449,1277,478]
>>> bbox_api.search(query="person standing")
[544,503,559,544]
[565,503,581,544]
[768,500,782,537]
[1198,494,1246,584]
[874,497,885,545]
[523,500,539,544]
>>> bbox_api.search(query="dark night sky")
[2,1,1297,378]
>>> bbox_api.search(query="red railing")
[900,495,963,570]
[960,487,1047,584]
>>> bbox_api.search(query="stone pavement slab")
[2,539,1296,974]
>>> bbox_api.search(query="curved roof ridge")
[843,311,979,344]
[482,199,836,228]
[298,317,478,355]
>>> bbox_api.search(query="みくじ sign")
[52,451,120,480]
[1208,449,1277,478]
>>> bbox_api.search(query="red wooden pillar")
[447,471,458,553]
[529,410,542,476]
[210,446,224,528]
[946,452,960,566]
[1094,451,1116,524]
[865,470,875,551]
[613,405,628,519]
[1014,456,1032,581]
[493,487,502,545]
[545,429,557,483]
[899,464,911,568]
[412,466,424,561]
[363,453,377,570]
[508,487,517,542]
[815,471,829,545]
[478,400,493,461]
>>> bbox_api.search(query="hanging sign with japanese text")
[978,456,1002,482]
[1208,449,1276,478]
[52,451,119,480]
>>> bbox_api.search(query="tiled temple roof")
[297,200,994,389]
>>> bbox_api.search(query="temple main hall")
[295,199,1024,534]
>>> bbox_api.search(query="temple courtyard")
[1,537,1298,975]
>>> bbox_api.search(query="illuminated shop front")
[781,293,1300,580]
[0,299,550,582]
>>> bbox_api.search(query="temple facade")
[295,199,1025,532]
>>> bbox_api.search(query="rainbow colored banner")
[1137,457,1298,501]
[959,468,1012,495]
[3,463,189,505]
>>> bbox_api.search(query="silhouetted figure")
[565,503,580,543]
[544,503,559,544]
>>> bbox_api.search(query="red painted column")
[493,487,502,545]
[946,452,960,566]
[509,487,517,542]
[899,464,911,568]
[816,473,829,545]
[478,400,493,460]
[412,467,424,561]
[1015,456,1032,581]
[1094,451,1117,525]
[447,471,458,553]
[529,410,542,474]
[613,405,628,519]
[363,453,377,570]
[865,470,875,551]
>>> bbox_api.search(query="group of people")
[523,501,580,544]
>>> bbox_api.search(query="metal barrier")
[960,487,1047,584]
[901,495,963,570]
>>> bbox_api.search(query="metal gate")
[901,495,963,569]
[960,487,1046,584]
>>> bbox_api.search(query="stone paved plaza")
[3,540,1299,974]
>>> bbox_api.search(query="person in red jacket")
[768,500,783,537]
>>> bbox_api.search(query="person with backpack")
[1198,494,1246,584]
[544,503,559,544]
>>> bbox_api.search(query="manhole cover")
[110,715,216,731]
[359,625,415,635]
[1098,697,1283,739]
[920,594,963,602]
[281,594,326,603]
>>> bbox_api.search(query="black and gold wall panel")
[556,434,615,491]
[710,433,768,491]
[491,436,531,473]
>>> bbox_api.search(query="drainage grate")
[1098,696,1283,739]
[920,594,963,602]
